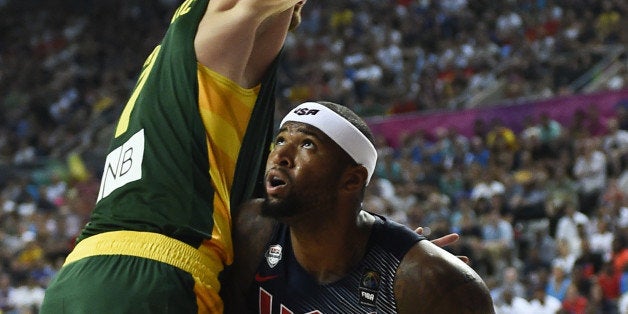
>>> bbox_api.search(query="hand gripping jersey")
[247,215,426,314]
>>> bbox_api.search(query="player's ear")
[341,165,368,193]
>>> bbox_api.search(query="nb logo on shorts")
[292,108,320,116]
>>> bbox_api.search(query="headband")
[280,102,377,185]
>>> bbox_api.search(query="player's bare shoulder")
[233,198,274,240]
[394,240,495,314]
[230,199,276,289]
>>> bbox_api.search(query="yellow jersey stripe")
[197,63,258,265]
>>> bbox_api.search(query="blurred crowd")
[0,0,627,313]
[367,102,628,313]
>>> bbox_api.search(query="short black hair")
[314,101,375,146]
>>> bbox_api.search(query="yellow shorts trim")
[64,231,222,292]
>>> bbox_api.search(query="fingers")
[428,233,470,264]
[457,255,470,264]
[415,228,470,264]
[430,233,459,247]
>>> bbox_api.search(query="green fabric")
[41,255,197,313]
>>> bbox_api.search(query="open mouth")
[266,169,289,196]
[269,176,286,187]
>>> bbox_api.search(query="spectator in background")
[594,1,622,44]
[554,238,580,275]
[363,182,394,219]
[480,209,515,276]
[570,262,594,303]
[574,238,605,284]
[528,227,558,269]
[493,288,531,314]
[450,197,477,233]
[619,290,628,314]
[449,197,484,272]
[419,191,452,231]
[387,180,419,218]
[397,130,434,165]
[612,235,628,277]
[603,117,628,177]
[9,275,45,313]
[616,102,628,131]
[491,266,527,302]
[587,280,618,314]
[537,112,563,159]
[546,263,572,302]
[465,136,491,168]
[602,178,626,216]
[0,272,16,314]
[569,109,593,140]
[543,164,579,237]
[560,283,588,313]
[573,137,607,216]
[486,118,518,169]
[530,282,563,314]
[438,166,466,203]
[555,200,589,258]
[597,261,621,306]
[602,180,628,229]
[522,246,552,289]
[375,147,404,183]
[509,164,548,223]
[588,218,615,262]
[470,175,506,217]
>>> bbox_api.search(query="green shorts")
[40,231,224,313]
[41,255,198,313]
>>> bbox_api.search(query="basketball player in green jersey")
[41,1,306,313]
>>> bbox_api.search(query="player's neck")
[289,211,375,284]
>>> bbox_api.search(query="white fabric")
[494,296,531,314]
[281,102,377,184]
[527,295,562,314]
[573,150,607,193]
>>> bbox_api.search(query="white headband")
[280,102,378,185]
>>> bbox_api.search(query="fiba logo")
[359,270,380,307]
[361,270,380,290]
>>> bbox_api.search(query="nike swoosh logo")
[255,273,279,282]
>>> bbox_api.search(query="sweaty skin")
[395,240,494,313]
[196,0,305,87]
[227,122,494,313]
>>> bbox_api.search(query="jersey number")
[114,45,161,138]
[259,288,322,314]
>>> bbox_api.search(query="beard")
[261,192,305,218]
[261,185,337,219]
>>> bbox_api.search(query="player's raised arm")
[195,0,305,87]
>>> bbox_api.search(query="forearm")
[205,0,298,24]
[195,0,299,86]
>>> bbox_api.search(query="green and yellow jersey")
[80,0,277,276]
